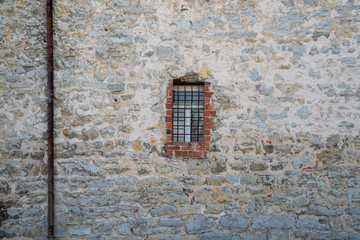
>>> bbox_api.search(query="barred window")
[172,81,204,142]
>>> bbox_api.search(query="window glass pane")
[172,82,204,143]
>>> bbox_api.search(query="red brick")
[205,124,214,129]
[210,111,216,117]
[189,151,196,157]
[165,116,172,122]
[198,146,209,151]
[165,135,172,141]
[166,98,173,104]
[205,105,213,110]
[167,146,180,151]
[166,110,173,116]
[175,151,181,158]
[204,98,211,104]
[204,92,213,97]
[195,151,202,157]
[166,103,173,109]
[204,117,213,123]
[182,151,189,157]
[204,111,210,116]
[182,146,195,151]
[166,151,173,158]
[181,142,191,146]
[166,122,172,129]
[204,136,211,142]
[204,82,211,86]
[204,129,211,135]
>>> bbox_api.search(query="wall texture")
[0,0,48,238]
[1,0,360,239]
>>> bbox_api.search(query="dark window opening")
[172,81,204,142]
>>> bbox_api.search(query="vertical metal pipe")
[46,0,55,238]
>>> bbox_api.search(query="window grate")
[173,81,204,142]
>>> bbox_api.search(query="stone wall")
[0,0,48,238]
[1,0,360,239]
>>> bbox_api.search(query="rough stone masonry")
[0,0,360,239]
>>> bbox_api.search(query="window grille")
[172,82,204,142]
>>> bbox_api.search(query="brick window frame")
[165,79,216,159]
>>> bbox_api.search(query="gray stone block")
[268,229,289,240]
[249,70,262,81]
[309,232,347,240]
[54,215,67,238]
[107,84,125,93]
[252,215,295,229]
[349,233,360,240]
[150,205,176,216]
[95,47,109,59]
[345,207,360,220]
[296,106,312,119]
[177,21,191,32]
[219,214,249,232]
[156,47,173,57]
[242,233,267,240]
[69,225,91,236]
[108,37,132,45]
[132,218,157,235]
[89,30,108,37]
[293,44,306,56]
[296,217,328,230]
[123,8,155,14]
[200,232,241,240]
[159,217,183,227]
[93,221,113,236]
[185,214,216,234]
[113,220,132,235]
[346,189,360,199]
[307,206,338,216]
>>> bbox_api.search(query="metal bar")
[197,85,200,142]
[47,0,55,238]
[176,86,179,142]
[200,87,202,141]
[184,85,189,142]
[185,109,191,142]
[190,84,193,142]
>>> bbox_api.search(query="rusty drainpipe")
[46,0,55,238]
